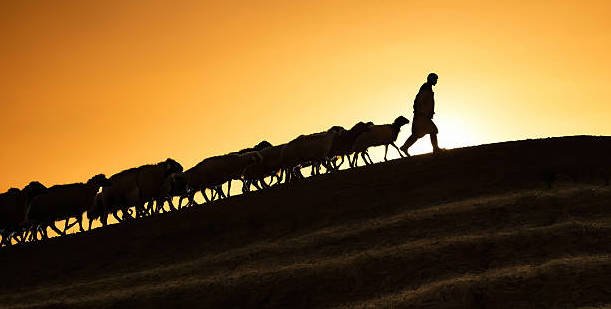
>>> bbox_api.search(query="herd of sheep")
[0,116,411,247]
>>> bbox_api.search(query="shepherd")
[400,73,443,156]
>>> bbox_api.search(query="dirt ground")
[0,136,610,308]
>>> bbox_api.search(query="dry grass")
[1,136,610,308]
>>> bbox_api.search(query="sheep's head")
[393,116,410,127]
[87,193,105,220]
[7,188,20,194]
[349,122,371,135]
[22,181,47,198]
[254,140,273,151]
[163,158,183,175]
[87,174,111,187]
[327,126,346,135]
[241,151,262,166]
[163,172,188,196]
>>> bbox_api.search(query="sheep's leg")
[352,153,359,167]
[227,180,232,197]
[139,203,149,217]
[347,152,358,167]
[28,228,36,241]
[88,218,94,231]
[64,219,75,234]
[337,156,345,170]
[28,227,38,241]
[140,202,148,215]
[36,227,44,240]
[391,142,405,158]
[210,188,217,201]
[1,232,10,246]
[19,230,29,243]
[202,189,212,203]
[241,179,250,193]
[143,203,150,216]
[257,178,267,189]
[217,184,225,198]
[20,229,29,242]
[40,226,48,240]
[384,145,389,161]
[133,206,141,218]
[217,186,224,198]
[118,208,127,220]
[277,169,284,183]
[113,210,124,222]
[22,229,31,242]
[30,226,44,241]
[68,217,80,230]
[65,218,77,232]
[26,228,35,242]
[50,223,64,236]
[365,151,374,164]
[145,201,154,214]
[274,173,283,185]
[12,232,22,244]
[322,159,333,173]
[294,167,304,179]
[248,179,255,191]
[78,216,84,232]
[361,152,369,165]
[163,200,170,212]
[37,226,47,240]
[154,200,162,214]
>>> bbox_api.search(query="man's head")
[427,73,438,86]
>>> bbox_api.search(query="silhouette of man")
[400,73,442,156]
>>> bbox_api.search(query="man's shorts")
[411,116,438,138]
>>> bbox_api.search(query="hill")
[0,136,610,308]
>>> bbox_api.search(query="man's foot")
[433,147,446,154]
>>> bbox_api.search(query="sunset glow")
[1,0,610,190]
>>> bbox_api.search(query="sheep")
[87,192,105,229]
[154,172,188,212]
[0,188,22,246]
[135,159,183,216]
[183,152,261,205]
[88,158,183,225]
[26,174,110,238]
[93,167,140,224]
[281,127,343,181]
[232,141,274,192]
[351,116,410,166]
[0,182,47,246]
[242,143,287,192]
[232,140,273,155]
[328,121,373,169]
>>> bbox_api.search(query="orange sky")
[1,0,610,191]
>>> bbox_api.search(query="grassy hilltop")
[0,136,610,308]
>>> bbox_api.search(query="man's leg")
[430,133,441,153]
[400,134,418,155]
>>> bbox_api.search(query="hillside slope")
[0,136,610,308]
